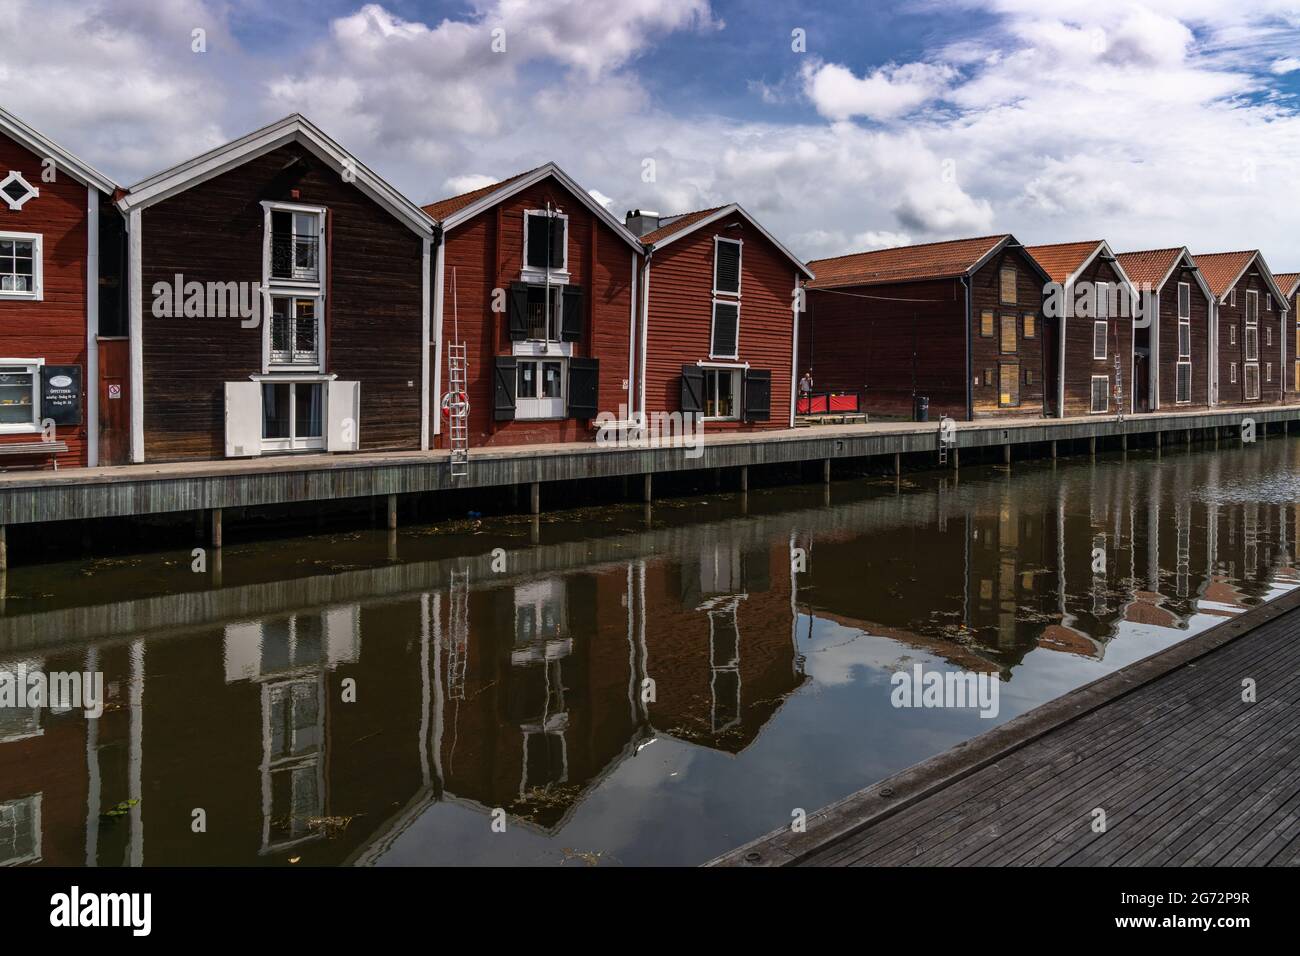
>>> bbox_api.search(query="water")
[1,438,1296,866]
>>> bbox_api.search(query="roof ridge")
[422,164,546,211]
[808,233,1008,265]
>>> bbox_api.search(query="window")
[1090,375,1109,413]
[703,367,740,420]
[261,382,324,451]
[1000,314,1017,354]
[1229,362,1237,384]
[1178,281,1191,319]
[524,210,567,275]
[1093,321,1108,360]
[0,361,41,433]
[1000,266,1017,304]
[1266,362,1272,383]
[1178,319,1191,359]
[1229,325,1237,346]
[1095,282,1111,319]
[523,285,563,342]
[1176,362,1191,404]
[0,794,41,866]
[0,171,38,211]
[1245,308,1259,362]
[1229,288,1236,306]
[711,301,740,359]
[1244,363,1260,400]
[1022,313,1036,338]
[515,358,565,419]
[269,210,322,283]
[1267,295,1273,312]
[980,310,994,337]
[269,296,321,368]
[714,237,741,295]
[1266,326,1272,347]
[1294,362,1299,393]
[983,367,994,388]
[999,364,1020,407]
[1024,367,1035,385]
[0,233,41,300]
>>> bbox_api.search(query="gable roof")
[806,234,1033,289]
[1116,247,1214,302]
[1191,250,1287,305]
[421,162,643,252]
[1275,272,1300,298]
[117,113,434,237]
[0,105,118,194]
[1026,239,1138,297]
[640,203,813,278]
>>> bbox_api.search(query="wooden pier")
[0,405,1297,566]
[711,585,1300,867]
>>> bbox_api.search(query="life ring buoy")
[441,391,469,419]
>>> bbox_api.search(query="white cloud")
[1271,56,1300,74]
[801,60,955,121]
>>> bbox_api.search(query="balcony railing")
[270,314,320,366]
[270,234,320,283]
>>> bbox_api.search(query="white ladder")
[448,343,469,477]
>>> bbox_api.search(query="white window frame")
[1175,361,1192,404]
[1178,317,1191,360]
[1229,324,1237,346]
[1177,281,1191,320]
[1244,362,1260,400]
[1092,320,1108,360]
[1089,374,1109,414]
[515,357,567,420]
[257,377,327,452]
[1266,362,1272,383]
[712,236,743,297]
[0,231,42,301]
[264,293,324,373]
[700,365,743,421]
[710,299,741,360]
[521,209,569,283]
[1229,362,1237,384]
[1095,281,1110,319]
[514,284,566,347]
[261,201,326,291]
[0,171,38,211]
[0,793,42,866]
[0,357,44,434]
[1229,288,1237,306]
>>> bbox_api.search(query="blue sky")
[4,0,1300,263]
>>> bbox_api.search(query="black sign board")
[41,365,82,426]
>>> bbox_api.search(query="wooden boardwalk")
[712,587,1300,867]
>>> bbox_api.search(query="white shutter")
[224,381,263,458]
[327,380,360,451]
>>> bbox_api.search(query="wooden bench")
[0,440,69,471]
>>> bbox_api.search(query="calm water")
[2,438,1298,866]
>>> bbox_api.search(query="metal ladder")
[447,344,469,477]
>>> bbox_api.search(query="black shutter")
[493,356,517,420]
[743,368,771,421]
[715,240,740,294]
[680,364,704,413]
[712,302,739,357]
[561,285,584,341]
[568,357,599,420]
[550,217,566,269]
[526,215,549,269]
[508,282,529,341]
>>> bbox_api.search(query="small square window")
[0,171,38,211]
[0,233,41,299]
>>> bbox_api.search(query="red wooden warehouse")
[1192,250,1288,407]
[423,163,642,449]
[626,205,812,432]
[1025,240,1137,417]
[116,114,436,463]
[802,235,1051,421]
[1114,247,1213,412]
[0,107,123,469]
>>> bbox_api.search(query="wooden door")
[97,339,130,465]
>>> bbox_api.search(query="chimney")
[624,209,661,237]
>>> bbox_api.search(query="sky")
[3,0,1300,265]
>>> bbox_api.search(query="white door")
[327,380,360,451]
[225,381,263,457]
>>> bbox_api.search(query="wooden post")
[952,446,959,470]
[530,482,540,515]
[1003,444,1011,465]
[893,452,901,476]
[1089,436,1096,456]
[823,459,831,484]
[1050,440,1057,459]
[1155,431,1162,450]
[211,508,223,549]
[1121,434,1127,451]
[643,473,653,503]
[387,494,398,531]
[0,524,6,573]
[739,465,749,492]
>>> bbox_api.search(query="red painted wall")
[0,133,92,467]
[436,175,636,448]
[644,216,797,432]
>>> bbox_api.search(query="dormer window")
[523,210,567,279]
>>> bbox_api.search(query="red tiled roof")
[1115,248,1183,289]
[806,235,1009,289]
[1191,250,1256,299]
[639,206,727,245]
[1024,240,1103,285]
[1273,272,1300,298]
[421,166,541,221]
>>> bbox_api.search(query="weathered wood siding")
[645,216,795,431]
[436,175,634,448]
[1060,257,1132,417]
[1215,271,1286,407]
[1155,273,1211,410]
[969,249,1048,420]
[0,132,92,467]
[140,141,424,462]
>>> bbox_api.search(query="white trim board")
[0,105,118,194]
[645,203,814,280]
